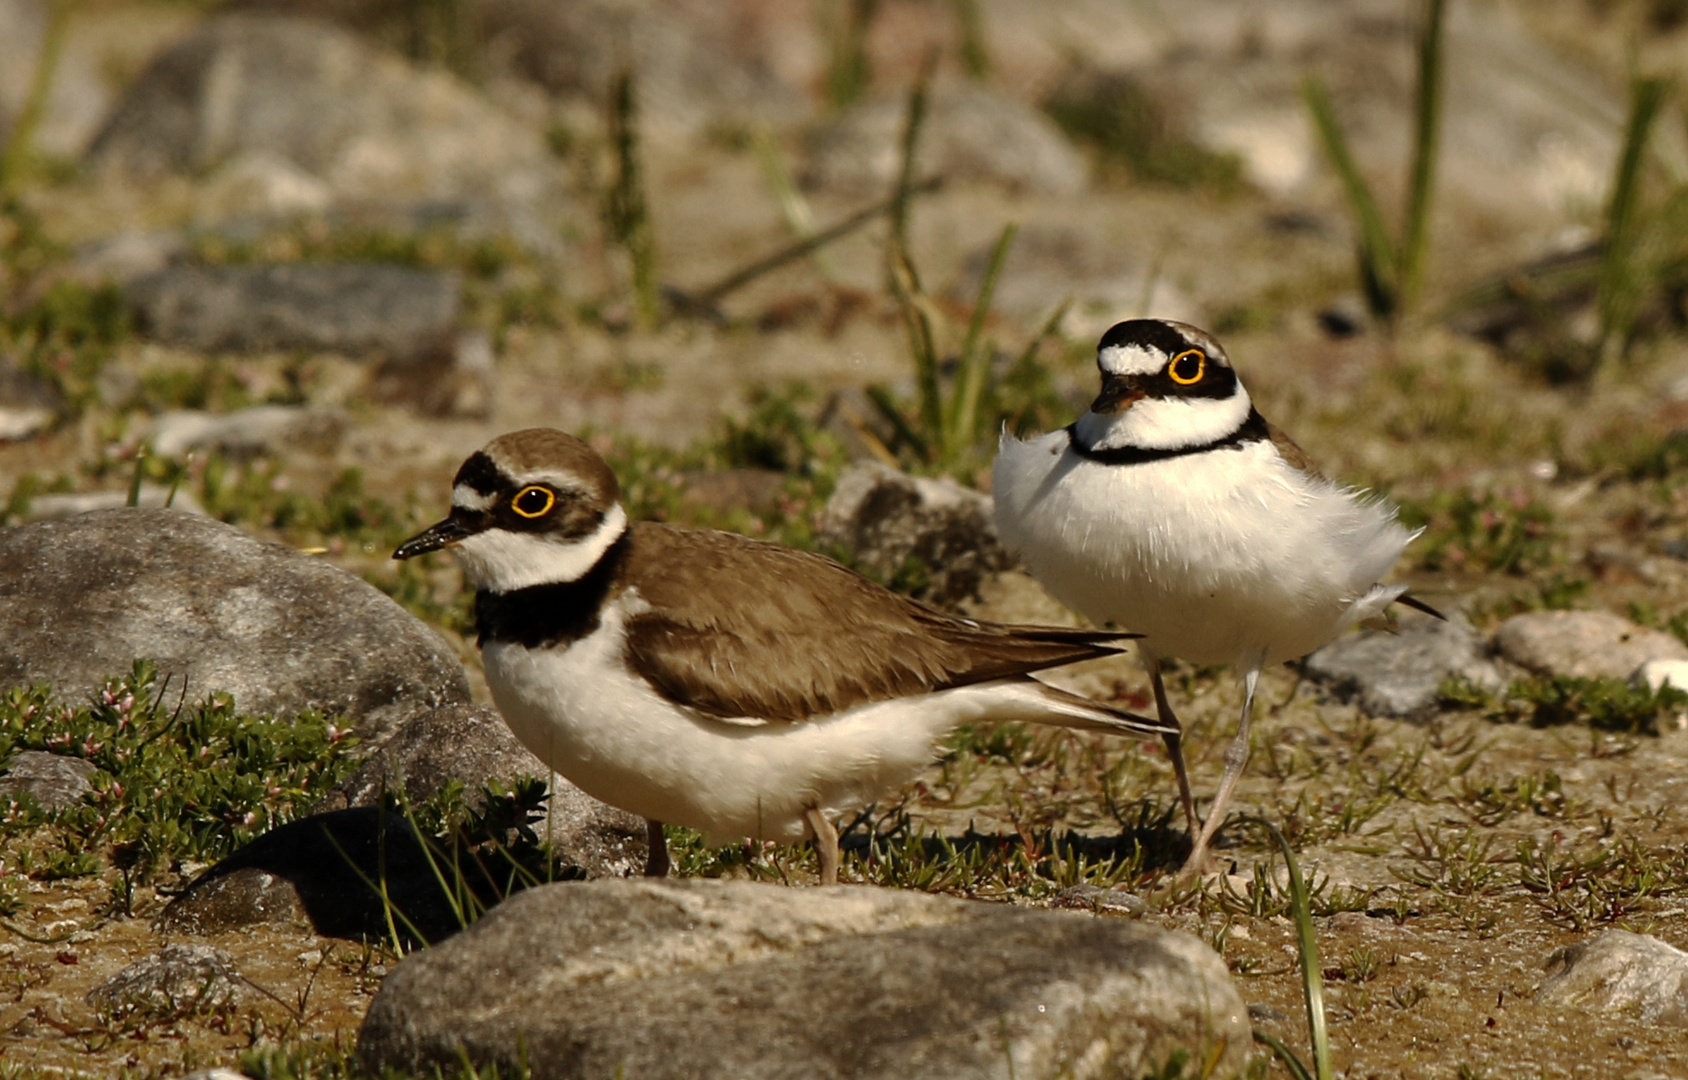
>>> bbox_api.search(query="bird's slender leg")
[1181,662,1263,875]
[1143,650,1200,846]
[643,818,671,878]
[804,806,840,886]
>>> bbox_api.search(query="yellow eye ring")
[511,485,555,519]
[1168,349,1206,385]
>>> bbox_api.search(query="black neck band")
[1066,407,1270,466]
[475,530,631,648]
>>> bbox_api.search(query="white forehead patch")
[453,485,496,512]
[1097,344,1167,377]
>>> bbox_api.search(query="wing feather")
[621,523,1138,722]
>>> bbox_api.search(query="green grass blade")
[1302,74,1398,317]
[1598,74,1670,365]
[888,248,942,459]
[952,0,990,81]
[1398,0,1447,313]
[1257,819,1332,1080]
[0,0,73,197]
[126,444,147,508]
[605,68,660,328]
[752,127,838,280]
[864,383,929,461]
[947,222,1017,461]
[889,50,937,260]
[1252,1029,1317,1080]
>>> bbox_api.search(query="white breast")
[993,430,1413,666]
[483,593,1061,844]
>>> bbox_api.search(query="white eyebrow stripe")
[452,485,496,511]
[509,471,590,493]
[1097,344,1166,377]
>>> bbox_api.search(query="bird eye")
[1168,349,1206,385]
[511,485,555,519]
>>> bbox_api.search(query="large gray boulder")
[358,878,1249,1080]
[0,508,469,742]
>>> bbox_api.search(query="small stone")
[0,407,51,442]
[1305,611,1504,719]
[315,704,647,879]
[367,329,496,417]
[1495,610,1688,681]
[0,508,469,742]
[147,405,347,459]
[1635,658,1688,694]
[127,263,460,362]
[357,879,1249,1080]
[819,462,1010,609]
[1537,930,1688,1025]
[158,807,463,944]
[1048,882,1147,915]
[87,945,243,1022]
[0,751,97,811]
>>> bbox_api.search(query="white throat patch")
[452,504,629,592]
[1074,384,1253,453]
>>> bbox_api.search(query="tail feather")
[994,677,1177,738]
[1395,593,1446,621]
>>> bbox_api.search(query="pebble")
[1495,610,1688,681]
[1537,930,1688,1026]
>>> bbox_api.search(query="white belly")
[482,597,1018,844]
[993,431,1413,666]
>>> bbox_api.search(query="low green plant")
[1443,672,1688,735]
[2,278,129,411]
[1395,488,1557,574]
[0,662,358,895]
[1044,73,1241,191]
[1302,0,1445,323]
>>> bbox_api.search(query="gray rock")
[0,360,64,441]
[158,807,463,944]
[1048,883,1148,916]
[367,329,497,417]
[1537,930,1688,1026]
[18,487,206,523]
[127,263,460,362]
[0,407,51,443]
[804,83,1089,197]
[357,879,1249,1080]
[1304,611,1504,719]
[85,15,559,215]
[819,462,1011,610]
[0,751,97,811]
[87,945,244,1023]
[231,0,807,137]
[0,508,469,742]
[147,405,347,459]
[68,230,186,286]
[1495,610,1688,682]
[315,704,647,879]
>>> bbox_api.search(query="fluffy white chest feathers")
[993,430,1412,665]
